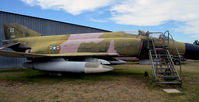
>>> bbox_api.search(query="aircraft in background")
[0,23,199,74]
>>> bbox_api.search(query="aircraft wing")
[0,50,118,58]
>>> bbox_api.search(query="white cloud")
[110,0,199,35]
[89,18,107,23]
[22,0,113,15]
[22,0,199,36]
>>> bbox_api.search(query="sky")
[0,0,199,43]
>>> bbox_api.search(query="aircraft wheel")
[174,60,180,65]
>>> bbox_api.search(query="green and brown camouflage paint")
[4,23,185,57]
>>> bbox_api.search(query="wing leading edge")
[0,50,118,58]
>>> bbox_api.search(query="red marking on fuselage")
[107,40,117,53]
[60,33,104,53]
[159,39,162,44]
[138,40,143,56]
[68,33,104,40]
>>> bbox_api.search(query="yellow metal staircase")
[147,31,182,85]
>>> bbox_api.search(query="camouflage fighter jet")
[0,23,198,73]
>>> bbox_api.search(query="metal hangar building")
[0,11,110,68]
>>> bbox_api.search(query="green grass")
[0,60,199,102]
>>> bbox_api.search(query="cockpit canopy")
[124,30,174,41]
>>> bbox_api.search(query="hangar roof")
[0,10,111,32]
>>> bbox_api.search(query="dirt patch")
[0,77,163,102]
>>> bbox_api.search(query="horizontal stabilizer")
[0,42,20,50]
[0,50,118,58]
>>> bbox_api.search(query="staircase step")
[160,76,178,78]
[156,81,182,85]
[152,55,168,57]
[155,48,165,50]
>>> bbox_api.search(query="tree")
[193,40,199,45]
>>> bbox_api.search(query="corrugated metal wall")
[0,11,110,68]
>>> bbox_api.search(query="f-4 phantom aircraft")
[0,23,199,74]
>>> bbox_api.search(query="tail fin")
[4,23,41,39]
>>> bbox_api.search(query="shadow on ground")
[0,67,149,84]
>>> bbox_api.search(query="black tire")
[174,60,180,65]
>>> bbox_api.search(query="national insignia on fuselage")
[50,45,60,51]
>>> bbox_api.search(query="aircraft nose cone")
[84,62,113,73]
[102,65,113,71]
[185,43,199,59]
